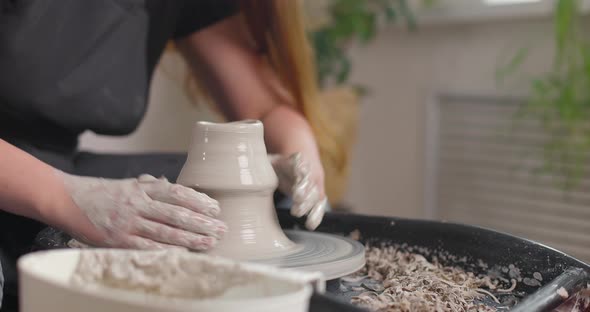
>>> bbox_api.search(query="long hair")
[238,0,347,184]
[177,0,349,199]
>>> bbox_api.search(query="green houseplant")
[306,0,420,91]
[303,0,422,202]
[498,0,590,189]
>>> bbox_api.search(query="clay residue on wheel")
[70,250,261,299]
[337,239,527,312]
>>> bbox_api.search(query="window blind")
[427,94,590,262]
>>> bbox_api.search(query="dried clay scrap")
[343,230,589,312]
[345,246,513,312]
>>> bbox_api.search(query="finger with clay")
[270,153,328,230]
[56,171,227,251]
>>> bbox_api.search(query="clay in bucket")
[18,249,321,312]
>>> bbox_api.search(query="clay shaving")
[348,246,506,312]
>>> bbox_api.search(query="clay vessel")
[177,120,300,260]
[18,249,320,312]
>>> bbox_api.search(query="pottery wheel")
[249,230,365,280]
[34,228,365,280]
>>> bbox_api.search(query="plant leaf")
[385,6,397,21]
[554,0,577,60]
[398,0,417,30]
[336,56,352,83]
[495,47,530,85]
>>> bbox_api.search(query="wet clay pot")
[177,120,300,260]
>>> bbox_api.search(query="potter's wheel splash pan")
[277,210,590,312]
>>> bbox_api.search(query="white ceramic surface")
[18,249,320,312]
[176,120,366,279]
[177,120,300,260]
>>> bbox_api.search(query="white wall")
[344,17,553,218]
[80,17,555,218]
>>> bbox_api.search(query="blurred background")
[79,0,590,262]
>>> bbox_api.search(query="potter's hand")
[269,153,327,230]
[56,171,227,250]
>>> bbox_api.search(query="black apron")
[0,0,236,309]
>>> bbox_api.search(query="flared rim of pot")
[196,120,263,133]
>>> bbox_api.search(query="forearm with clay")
[0,139,74,224]
[0,139,226,250]
[263,106,328,230]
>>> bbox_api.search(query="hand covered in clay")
[269,153,328,230]
[57,171,227,250]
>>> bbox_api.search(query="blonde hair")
[177,1,349,200]
[238,0,347,177]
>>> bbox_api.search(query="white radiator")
[425,94,590,262]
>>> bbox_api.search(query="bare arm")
[0,139,225,249]
[176,15,325,196]
[0,139,92,233]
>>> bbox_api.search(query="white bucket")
[18,249,323,312]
